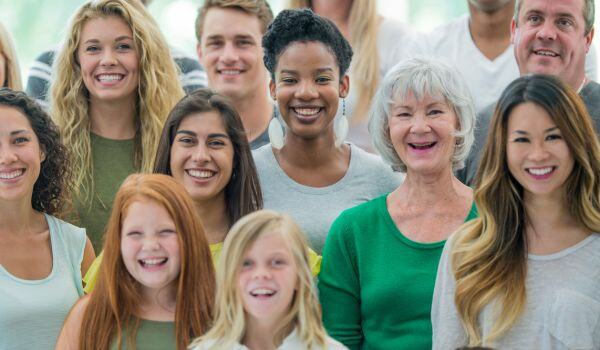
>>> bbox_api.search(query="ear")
[40,148,46,163]
[510,19,518,45]
[269,79,277,100]
[339,74,350,98]
[585,27,595,53]
[196,42,203,62]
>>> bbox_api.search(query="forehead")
[277,41,338,72]
[518,0,586,20]
[177,110,227,132]
[201,7,263,40]
[245,231,292,256]
[80,15,133,41]
[0,105,34,131]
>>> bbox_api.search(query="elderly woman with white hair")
[319,57,478,350]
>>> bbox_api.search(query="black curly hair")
[262,8,353,80]
[0,88,72,216]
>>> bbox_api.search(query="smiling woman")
[50,0,184,251]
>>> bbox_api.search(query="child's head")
[86,174,214,350]
[193,209,326,349]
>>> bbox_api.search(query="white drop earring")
[334,98,349,147]
[268,117,285,149]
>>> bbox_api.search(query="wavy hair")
[451,74,600,345]
[51,0,183,203]
[190,210,327,350]
[289,0,378,122]
[0,22,22,90]
[0,88,72,216]
[153,88,262,224]
[78,174,215,350]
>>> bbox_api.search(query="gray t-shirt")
[252,143,402,253]
[432,233,600,350]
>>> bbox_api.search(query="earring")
[334,98,349,147]
[268,117,285,149]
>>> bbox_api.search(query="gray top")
[252,143,402,253]
[432,233,600,350]
[457,80,600,185]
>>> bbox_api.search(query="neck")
[311,0,352,38]
[194,193,229,244]
[138,285,177,321]
[279,129,345,168]
[243,316,287,350]
[468,1,514,60]
[233,91,273,143]
[89,97,137,140]
[523,191,584,242]
[0,199,42,235]
[395,167,471,206]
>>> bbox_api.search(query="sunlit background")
[0,0,471,84]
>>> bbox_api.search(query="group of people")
[0,0,599,349]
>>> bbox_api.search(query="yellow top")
[83,243,322,293]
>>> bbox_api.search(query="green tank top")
[110,319,176,350]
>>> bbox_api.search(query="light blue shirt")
[0,214,86,350]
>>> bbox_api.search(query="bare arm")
[55,295,90,350]
[80,238,96,278]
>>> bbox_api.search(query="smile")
[218,69,243,76]
[533,49,559,57]
[138,257,168,268]
[0,169,24,180]
[96,74,124,82]
[293,107,321,116]
[186,169,216,179]
[249,288,277,298]
[526,166,556,178]
[408,142,437,150]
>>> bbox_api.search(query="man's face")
[197,7,267,101]
[511,0,594,88]
[468,0,513,13]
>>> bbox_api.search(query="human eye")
[125,230,142,237]
[206,40,222,49]
[85,45,100,53]
[208,138,226,148]
[316,76,332,84]
[557,17,574,28]
[280,76,296,84]
[116,42,133,51]
[427,109,444,116]
[527,14,542,25]
[13,136,30,144]
[546,133,563,141]
[176,136,195,145]
[242,259,254,269]
[512,137,529,143]
[237,39,254,47]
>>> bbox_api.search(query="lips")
[186,169,216,179]
[533,48,560,58]
[96,73,125,82]
[138,257,168,268]
[218,68,244,77]
[249,287,277,299]
[408,141,437,150]
[526,166,556,179]
[0,168,25,180]
[291,106,323,123]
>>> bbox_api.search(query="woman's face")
[388,91,459,175]
[169,111,235,204]
[269,41,349,142]
[0,106,44,204]
[121,199,181,297]
[506,102,574,199]
[237,231,298,326]
[77,15,139,105]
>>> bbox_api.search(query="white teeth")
[294,108,321,116]
[187,169,215,178]
[97,74,123,81]
[251,288,275,296]
[140,258,167,266]
[0,169,23,179]
[528,167,553,176]
[220,70,241,75]
[535,50,558,57]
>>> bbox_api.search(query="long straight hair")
[0,22,22,90]
[51,0,183,204]
[190,210,327,350]
[451,75,600,345]
[289,0,379,123]
[79,174,215,350]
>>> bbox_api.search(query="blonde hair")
[0,21,22,90]
[451,75,600,345]
[51,0,183,202]
[190,210,327,350]
[289,0,379,123]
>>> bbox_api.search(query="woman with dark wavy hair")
[0,88,95,349]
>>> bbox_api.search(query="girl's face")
[269,41,349,142]
[121,199,181,296]
[169,111,235,204]
[77,15,139,104]
[506,102,574,199]
[0,106,45,203]
[237,232,298,325]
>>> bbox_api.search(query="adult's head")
[262,8,353,147]
[369,57,475,174]
[52,0,183,194]
[511,0,595,89]
[80,174,215,350]
[458,74,600,344]
[468,0,514,13]
[154,88,262,224]
[191,209,327,349]
[0,22,22,90]
[195,0,273,101]
[0,88,71,216]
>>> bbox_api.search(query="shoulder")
[330,195,387,236]
[581,81,600,116]
[252,144,275,166]
[425,15,468,46]
[379,17,416,40]
[47,214,87,247]
[349,144,402,185]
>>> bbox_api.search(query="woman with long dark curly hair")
[0,88,95,348]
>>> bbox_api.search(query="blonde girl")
[51,0,183,250]
[190,210,346,350]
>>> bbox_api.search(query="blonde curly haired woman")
[51,0,183,250]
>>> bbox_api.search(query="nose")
[220,42,239,64]
[100,48,118,67]
[294,80,318,100]
[191,143,211,163]
[409,114,432,134]
[528,141,550,162]
[536,20,557,41]
[141,235,160,251]
[0,145,17,165]
[251,264,272,280]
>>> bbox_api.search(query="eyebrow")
[175,130,230,139]
[510,126,559,135]
[279,67,335,75]
[10,130,32,136]
[83,36,133,45]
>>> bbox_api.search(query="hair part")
[79,174,215,350]
[514,0,595,34]
[369,56,475,172]
[154,88,262,224]
[51,0,184,204]
[191,209,327,350]
[195,0,274,43]
[453,74,600,345]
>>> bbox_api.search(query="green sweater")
[110,319,176,350]
[74,133,136,250]
[319,195,477,350]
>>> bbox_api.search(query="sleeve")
[431,238,468,350]
[585,42,598,81]
[83,252,103,294]
[174,56,207,94]
[318,213,363,350]
[25,50,55,109]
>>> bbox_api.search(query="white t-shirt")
[192,329,348,350]
[423,14,598,114]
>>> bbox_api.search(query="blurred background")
[0,0,468,83]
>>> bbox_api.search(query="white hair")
[368,56,476,172]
